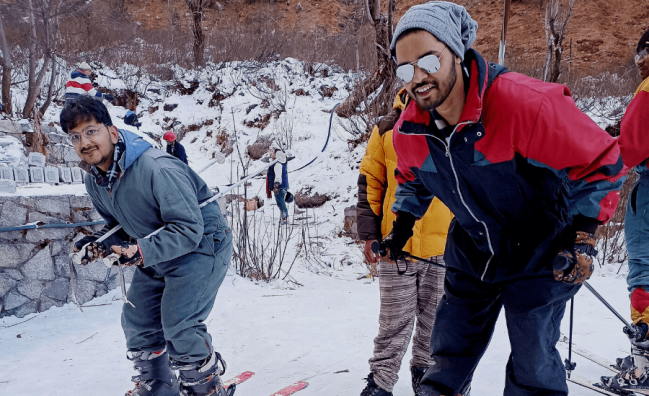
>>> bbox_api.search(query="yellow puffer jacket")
[356,90,452,258]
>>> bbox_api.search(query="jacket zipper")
[400,121,496,281]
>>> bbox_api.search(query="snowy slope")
[0,59,634,395]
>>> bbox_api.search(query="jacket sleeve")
[524,85,626,224]
[136,167,204,267]
[178,144,188,164]
[619,78,649,169]
[85,182,131,249]
[273,163,283,185]
[357,127,386,241]
[391,168,436,219]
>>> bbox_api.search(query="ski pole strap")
[117,261,136,309]
[68,255,84,313]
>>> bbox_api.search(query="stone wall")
[0,194,134,318]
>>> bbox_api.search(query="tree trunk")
[39,56,57,115]
[185,0,205,66]
[0,16,11,114]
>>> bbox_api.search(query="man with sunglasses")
[377,2,626,395]
[600,28,649,394]
[60,96,234,396]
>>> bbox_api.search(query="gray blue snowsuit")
[85,130,231,363]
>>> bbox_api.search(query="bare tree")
[543,0,575,83]
[0,14,12,114]
[184,0,205,67]
[335,0,396,119]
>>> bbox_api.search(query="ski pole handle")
[371,240,386,256]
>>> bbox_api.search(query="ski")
[268,381,309,396]
[558,336,619,373]
[224,371,255,389]
[568,374,622,396]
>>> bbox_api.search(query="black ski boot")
[360,373,392,396]
[175,351,234,396]
[411,366,427,396]
[613,355,636,371]
[125,349,179,396]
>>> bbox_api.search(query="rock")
[13,167,29,184]
[28,212,60,224]
[0,243,32,269]
[16,279,47,300]
[3,269,23,281]
[27,152,46,167]
[0,201,27,227]
[29,167,45,183]
[44,167,59,184]
[0,179,16,193]
[54,255,70,278]
[1,167,14,180]
[36,197,70,216]
[0,274,16,298]
[14,300,38,318]
[21,246,56,280]
[163,103,178,112]
[294,186,331,208]
[49,240,68,257]
[70,195,93,209]
[39,295,64,312]
[3,291,29,310]
[95,283,108,298]
[0,120,22,134]
[71,167,83,183]
[59,167,72,183]
[77,261,109,282]
[343,205,358,238]
[42,278,70,301]
[26,227,73,243]
[68,280,97,305]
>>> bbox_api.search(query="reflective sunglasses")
[636,48,648,63]
[396,48,447,84]
[69,124,106,146]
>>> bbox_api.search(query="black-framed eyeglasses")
[396,48,447,84]
[636,49,648,63]
[69,124,106,146]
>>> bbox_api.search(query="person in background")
[65,62,114,103]
[124,106,142,129]
[267,144,289,223]
[164,131,188,165]
[357,89,453,396]
[600,28,649,394]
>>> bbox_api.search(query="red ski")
[224,371,255,389]
[269,381,309,396]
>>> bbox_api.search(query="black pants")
[422,265,579,396]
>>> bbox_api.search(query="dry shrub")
[172,80,200,95]
[244,113,272,130]
[295,186,331,208]
[246,136,271,160]
[292,89,308,96]
[209,91,230,108]
[259,76,279,91]
[319,85,337,98]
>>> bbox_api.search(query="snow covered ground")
[0,59,635,395]
[0,266,632,395]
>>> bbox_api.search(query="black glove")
[134,122,142,129]
[103,93,115,102]
[552,216,598,284]
[273,182,280,195]
[624,323,649,343]
[376,211,417,262]
[74,235,97,252]
[110,242,143,266]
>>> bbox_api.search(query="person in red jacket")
[599,28,649,394]
[377,2,626,395]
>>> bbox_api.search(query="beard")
[409,63,457,112]
[80,142,114,168]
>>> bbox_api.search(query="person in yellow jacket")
[356,89,454,396]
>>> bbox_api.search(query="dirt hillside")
[126,0,649,75]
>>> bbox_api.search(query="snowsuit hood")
[118,129,152,172]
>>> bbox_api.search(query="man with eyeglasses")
[60,96,234,396]
[600,28,649,394]
[375,2,626,395]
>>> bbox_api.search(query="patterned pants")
[368,256,446,392]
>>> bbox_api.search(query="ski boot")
[125,348,180,396]
[601,344,649,395]
[360,373,392,396]
[174,351,234,396]
[613,355,636,372]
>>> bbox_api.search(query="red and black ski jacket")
[392,49,626,281]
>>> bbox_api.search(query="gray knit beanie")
[390,1,478,62]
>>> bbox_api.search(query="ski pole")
[196,152,226,174]
[582,281,633,328]
[370,241,446,270]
